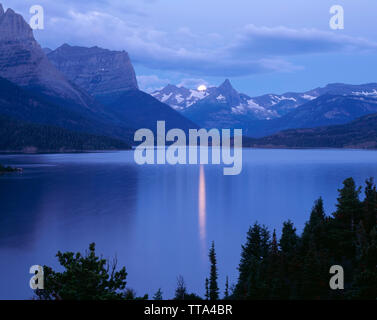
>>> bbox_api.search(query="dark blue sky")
[4,0,377,95]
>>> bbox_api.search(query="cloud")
[40,9,297,77]
[5,0,148,17]
[16,2,377,77]
[230,25,377,57]
[177,78,211,89]
[137,75,170,92]
[137,76,214,92]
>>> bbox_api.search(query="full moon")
[197,85,207,92]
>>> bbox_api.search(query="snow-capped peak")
[151,84,213,110]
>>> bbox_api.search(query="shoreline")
[1,146,377,156]
[0,148,132,155]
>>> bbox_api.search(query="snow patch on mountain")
[216,94,226,102]
[175,94,184,104]
[189,90,208,100]
[271,95,297,104]
[161,93,172,102]
[352,89,377,97]
[302,94,317,100]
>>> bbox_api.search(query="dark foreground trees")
[232,177,377,300]
[208,242,219,300]
[36,243,128,300]
[35,177,376,300]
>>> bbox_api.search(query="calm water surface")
[1,149,377,299]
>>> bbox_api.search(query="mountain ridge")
[243,94,377,137]
[0,4,197,148]
[0,4,97,109]
[181,79,279,128]
[0,76,136,143]
[0,114,130,152]
[47,44,139,97]
[46,43,198,133]
[152,80,377,137]
[154,81,377,116]
[244,112,377,149]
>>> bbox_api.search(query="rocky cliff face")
[47,44,139,97]
[0,4,93,107]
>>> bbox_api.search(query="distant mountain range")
[181,79,278,129]
[151,84,216,110]
[244,94,377,137]
[152,79,318,118]
[153,80,377,138]
[244,112,377,149]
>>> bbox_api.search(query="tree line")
[35,177,377,300]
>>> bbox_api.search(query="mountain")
[0,4,195,147]
[178,79,278,128]
[154,81,377,122]
[151,84,217,110]
[0,114,130,152]
[0,4,138,147]
[244,94,377,137]
[247,83,377,117]
[0,76,135,143]
[307,83,377,97]
[96,89,199,133]
[151,80,320,128]
[0,5,96,108]
[274,94,377,128]
[43,48,52,55]
[47,44,139,98]
[244,112,377,149]
[47,44,198,132]
[153,80,278,120]
[152,81,317,119]
[249,92,316,117]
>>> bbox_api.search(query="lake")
[1,149,377,299]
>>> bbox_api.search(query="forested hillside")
[0,115,130,152]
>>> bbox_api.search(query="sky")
[3,0,377,95]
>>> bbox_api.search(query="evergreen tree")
[224,276,229,299]
[35,243,127,300]
[208,241,219,300]
[308,197,326,227]
[330,178,362,262]
[334,178,362,231]
[299,245,329,300]
[279,221,300,298]
[234,223,270,299]
[124,288,148,300]
[265,230,283,299]
[124,288,137,300]
[302,198,326,251]
[153,288,163,300]
[270,230,278,255]
[205,278,209,300]
[350,225,377,299]
[184,293,203,300]
[363,178,377,233]
[174,275,187,300]
[280,220,299,256]
[36,176,377,301]
[299,199,336,299]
